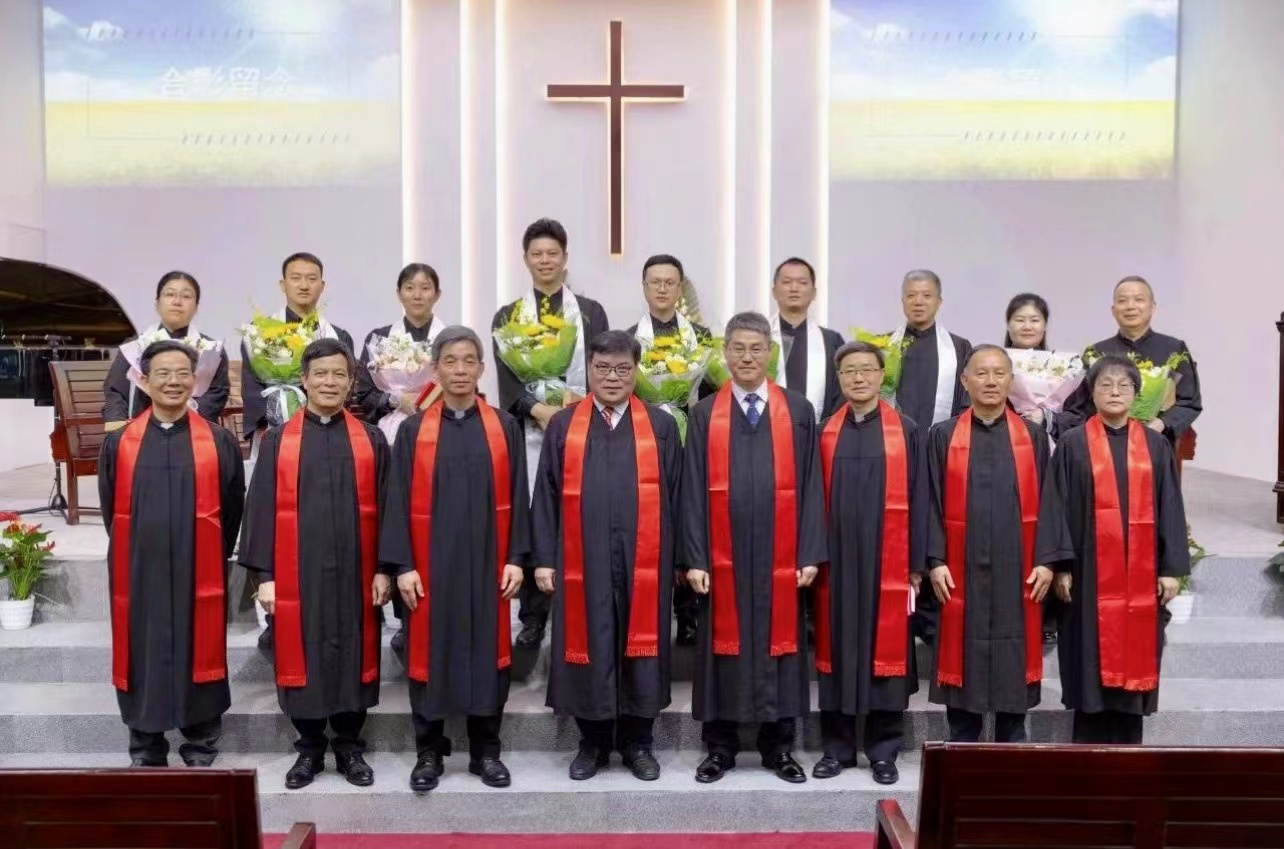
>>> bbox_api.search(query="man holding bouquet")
[491,218,610,648]
[1060,276,1202,447]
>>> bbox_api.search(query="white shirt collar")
[731,381,769,408]
[592,397,630,418]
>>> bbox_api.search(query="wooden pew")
[1176,428,1196,485]
[221,360,250,460]
[0,768,315,848]
[876,742,1284,849]
[48,358,115,525]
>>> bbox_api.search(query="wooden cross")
[546,20,685,256]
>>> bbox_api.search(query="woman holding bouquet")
[1004,293,1054,430]
[103,271,230,431]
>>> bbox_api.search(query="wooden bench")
[0,768,315,848]
[876,742,1284,849]
[48,358,115,525]
[1176,428,1196,485]
[222,360,249,460]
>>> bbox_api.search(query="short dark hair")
[903,269,942,294]
[522,218,568,253]
[1003,293,1050,349]
[588,330,641,364]
[724,311,772,341]
[773,257,816,285]
[140,340,198,375]
[301,337,355,376]
[1087,353,1142,395]
[398,263,440,292]
[834,340,885,370]
[642,254,684,281]
[963,343,1012,369]
[431,325,484,361]
[282,252,324,279]
[1114,275,1154,298]
[154,271,201,304]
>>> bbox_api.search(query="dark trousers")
[575,715,654,753]
[129,716,222,766]
[1072,710,1144,744]
[820,709,904,764]
[911,591,938,641]
[673,583,697,627]
[291,710,368,759]
[946,707,1027,743]
[518,575,549,629]
[412,712,503,760]
[702,718,796,760]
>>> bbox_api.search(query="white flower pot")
[1167,593,1194,625]
[0,597,35,630]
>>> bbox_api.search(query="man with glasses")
[532,331,682,782]
[680,312,826,784]
[812,341,928,785]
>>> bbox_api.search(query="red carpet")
[264,833,873,848]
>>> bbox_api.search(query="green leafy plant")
[1181,524,1211,594]
[0,513,56,602]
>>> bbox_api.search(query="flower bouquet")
[494,299,579,407]
[705,337,780,389]
[239,312,322,424]
[367,333,435,443]
[851,328,913,401]
[1084,347,1187,422]
[1006,349,1085,417]
[119,327,223,406]
[635,333,712,442]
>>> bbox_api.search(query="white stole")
[770,313,826,423]
[519,288,587,497]
[387,314,447,344]
[891,321,957,426]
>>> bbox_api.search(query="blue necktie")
[744,392,761,428]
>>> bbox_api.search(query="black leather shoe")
[871,760,900,785]
[285,753,324,789]
[623,745,661,781]
[515,622,545,648]
[695,752,735,783]
[569,746,609,780]
[391,627,407,656]
[764,752,807,784]
[409,752,442,792]
[335,751,375,787]
[676,620,697,647]
[1042,629,1058,645]
[811,755,846,779]
[469,756,512,788]
[180,754,216,768]
[130,757,166,768]
[257,620,274,652]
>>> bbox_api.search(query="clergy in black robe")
[1036,355,1190,744]
[239,338,390,790]
[491,219,610,648]
[1059,277,1202,446]
[102,272,230,428]
[681,312,827,785]
[770,257,844,422]
[926,345,1056,743]
[378,327,531,792]
[532,331,682,782]
[354,263,447,425]
[814,341,927,786]
[99,341,244,767]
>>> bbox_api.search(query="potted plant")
[0,513,55,630]
[1169,524,1210,625]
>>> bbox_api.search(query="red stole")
[815,401,911,676]
[1086,416,1159,692]
[708,383,798,657]
[406,401,514,682]
[561,396,662,663]
[937,408,1042,688]
[273,411,379,688]
[111,411,225,692]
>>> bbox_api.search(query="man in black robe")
[354,263,446,426]
[532,330,682,782]
[770,257,844,423]
[240,338,390,789]
[1037,354,1190,744]
[99,340,244,767]
[1060,276,1202,447]
[103,272,230,429]
[814,341,927,785]
[379,326,531,792]
[491,219,610,649]
[681,312,826,784]
[926,345,1056,743]
[625,253,711,647]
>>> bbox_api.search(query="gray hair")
[963,343,1012,370]
[902,269,942,294]
[431,325,485,361]
[723,311,772,342]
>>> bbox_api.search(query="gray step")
[7,615,1283,684]
[1187,556,1284,617]
[2,678,1280,755]
[0,750,918,834]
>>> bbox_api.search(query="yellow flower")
[521,324,545,337]
[540,336,560,348]
[285,336,307,353]
[652,336,677,349]
[644,350,667,364]
[540,314,566,330]
[665,358,688,375]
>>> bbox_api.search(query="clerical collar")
[305,408,344,426]
[444,401,478,420]
[592,397,629,418]
[164,326,191,339]
[970,409,1004,427]
[1103,419,1131,433]
[906,323,936,338]
[849,404,880,424]
[1115,327,1154,345]
[731,381,769,407]
[149,412,188,431]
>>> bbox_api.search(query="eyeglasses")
[646,279,679,291]
[727,345,769,359]
[149,370,193,381]
[838,367,883,379]
[592,363,634,378]
[1094,381,1137,394]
